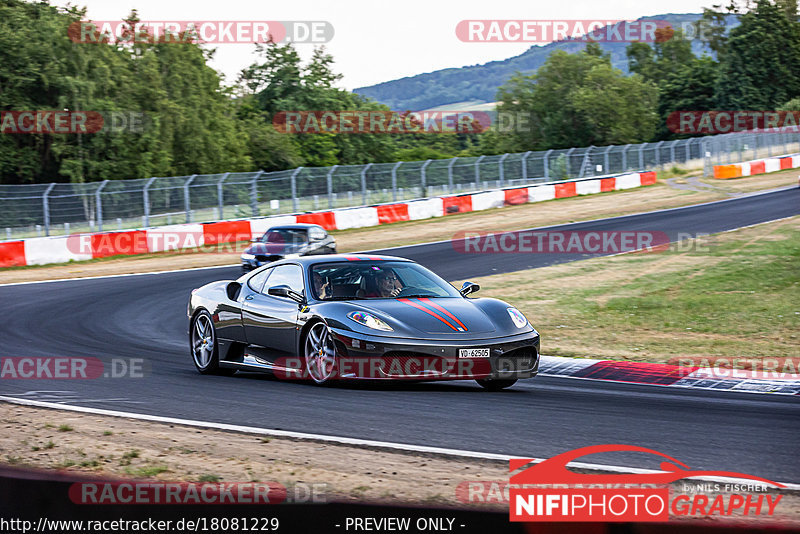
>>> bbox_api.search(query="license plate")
[459,348,489,358]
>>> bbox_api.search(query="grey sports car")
[240,223,336,273]
[189,254,539,390]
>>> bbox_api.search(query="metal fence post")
[250,170,264,216]
[565,147,576,178]
[391,161,402,201]
[217,172,230,219]
[42,183,55,236]
[420,159,431,197]
[447,158,457,193]
[578,146,593,178]
[622,144,631,171]
[326,165,337,208]
[702,138,711,177]
[360,163,372,205]
[669,140,676,165]
[603,145,613,174]
[521,151,531,183]
[183,174,197,223]
[289,168,301,212]
[725,136,731,163]
[143,177,156,227]
[654,141,664,169]
[544,149,553,180]
[95,180,109,232]
[498,153,509,186]
[639,144,645,170]
[474,155,485,188]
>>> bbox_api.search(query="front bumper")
[327,328,540,381]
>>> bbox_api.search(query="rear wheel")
[191,311,233,375]
[476,378,517,391]
[303,322,337,385]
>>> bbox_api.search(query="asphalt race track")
[1,188,799,482]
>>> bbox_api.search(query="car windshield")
[260,228,308,245]
[310,261,461,301]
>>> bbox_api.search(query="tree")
[778,97,800,110]
[571,65,659,145]
[493,47,659,151]
[714,0,800,109]
[627,29,719,139]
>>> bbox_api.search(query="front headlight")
[507,307,528,328]
[347,311,393,331]
[241,253,255,260]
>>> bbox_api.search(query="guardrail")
[0,171,655,268]
[2,130,798,241]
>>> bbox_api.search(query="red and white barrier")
[0,171,657,268]
[713,153,800,179]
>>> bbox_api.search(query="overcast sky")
[52,0,713,90]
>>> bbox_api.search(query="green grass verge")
[471,217,800,362]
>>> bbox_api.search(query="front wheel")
[476,378,517,391]
[303,322,337,385]
[191,311,233,375]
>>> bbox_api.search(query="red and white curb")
[540,356,800,396]
[713,152,800,179]
[0,171,656,268]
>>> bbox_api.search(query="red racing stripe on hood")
[419,298,468,332]
[398,298,458,331]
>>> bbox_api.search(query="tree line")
[490,0,800,153]
[1,0,798,185]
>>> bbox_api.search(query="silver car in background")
[241,223,337,273]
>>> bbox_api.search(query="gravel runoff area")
[1,402,798,525]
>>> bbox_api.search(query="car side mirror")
[460,281,480,296]
[268,284,305,303]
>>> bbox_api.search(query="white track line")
[1,395,798,490]
[1,184,796,287]
[0,263,239,287]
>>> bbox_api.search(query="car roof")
[263,223,324,231]
[278,254,413,266]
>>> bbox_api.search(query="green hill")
[354,14,738,111]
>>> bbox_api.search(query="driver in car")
[312,271,331,299]
[362,269,403,297]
